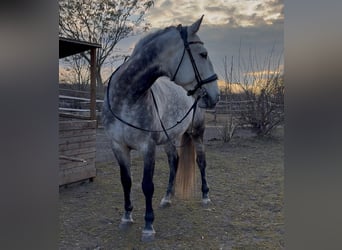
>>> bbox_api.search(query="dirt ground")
[59,124,284,249]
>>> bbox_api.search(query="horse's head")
[169,16,220,109]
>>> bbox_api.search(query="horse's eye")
[200,52,208,59]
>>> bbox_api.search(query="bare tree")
[220,43,284,137]
[59,0,154,91]
[237,47,284,136]
[218,56,240,142]
[59,53,90,89]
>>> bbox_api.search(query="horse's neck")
[110,48,168,105]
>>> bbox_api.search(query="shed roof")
[59,37,101,59]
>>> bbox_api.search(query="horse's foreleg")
[141,144,156,241]
[193,134,211,205]
[112,143,134,226]
[160,143,178,207]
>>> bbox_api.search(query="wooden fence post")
[90,48,96,122]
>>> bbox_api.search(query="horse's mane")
[131,26,176,56]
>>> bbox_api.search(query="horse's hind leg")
[111,143,134,226]
[160,143,178,207]
[193,131,211,205]
[141,143,156,241]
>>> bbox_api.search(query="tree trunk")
[96,66,104,97]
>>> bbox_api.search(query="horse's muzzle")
[198,89,219,109]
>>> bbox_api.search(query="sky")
[114,0,284,82]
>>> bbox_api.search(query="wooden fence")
[59,120,97,185]
[59,92,103,121]
[59,88,100,186]
[58,90,283,126]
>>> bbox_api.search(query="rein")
[106,66,199,135]
[150,89,200,142]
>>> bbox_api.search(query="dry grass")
[60,129,284,249]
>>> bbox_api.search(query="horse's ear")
[188,15,204,35]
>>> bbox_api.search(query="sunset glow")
[59,0,284,86]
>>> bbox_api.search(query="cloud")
[256,0,284,24]
[198,21,284,79]
[146,0,204,27]
[106,0,283,81]
[146,0,284,28]
[160,0,173,8]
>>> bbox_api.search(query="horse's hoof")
[202,197,212,206]
[119,218,133,230]
[159,197,172,208]
[119,212,133,229]
[141,226,156,242]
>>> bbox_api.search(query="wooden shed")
[59,37,101,186]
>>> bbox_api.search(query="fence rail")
[207,100,284,114]
[59,89,103,121]
[59,89,283,124]
[59,95,103,103]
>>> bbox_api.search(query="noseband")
[171,25,218,96]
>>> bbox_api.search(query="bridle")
[105,24,217,144]
[171,24,218,96]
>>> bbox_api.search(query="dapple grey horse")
[102,16,219,241]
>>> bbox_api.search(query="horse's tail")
[175,132,196,199]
